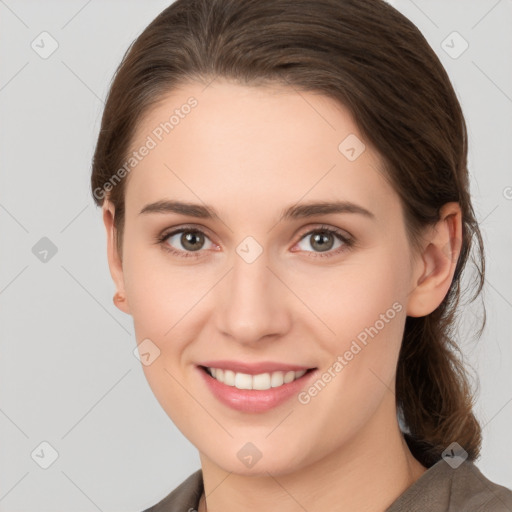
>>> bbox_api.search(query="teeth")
[207,367,307,390]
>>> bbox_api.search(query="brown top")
[142,458,512,512]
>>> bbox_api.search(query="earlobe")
[103,200,131,315]
[406,202,462,318]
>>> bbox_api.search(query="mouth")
[200,365,315,390]
[197,364,318,413]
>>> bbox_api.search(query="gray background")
[0,0,511,510]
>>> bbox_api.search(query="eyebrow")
[139,199,375,221]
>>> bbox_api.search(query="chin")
[201,443,310,478]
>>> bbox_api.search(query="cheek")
[121,239,204,337]
[121,242,214,405]
[293,264,406,447]
[123,256,201,428]
[301,249,407,346]
[303,247,409,402]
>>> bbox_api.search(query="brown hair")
[91,0,485,465]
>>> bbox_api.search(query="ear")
[103,200,131,315]
[406,202,462,317]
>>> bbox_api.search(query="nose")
[213,247,292,346]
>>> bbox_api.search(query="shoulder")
[142,469,203,512]
[449,460,512,511]
[387,458,512,512]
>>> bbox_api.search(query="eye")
[157,224,354,259]
[293,225,354,257]
[158,226,216,258]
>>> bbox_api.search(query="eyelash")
[156,224,355,259]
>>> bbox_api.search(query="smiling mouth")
[200,365,316,391]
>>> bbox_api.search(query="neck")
[199,398,426,512]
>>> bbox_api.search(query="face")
[106,79,426,476]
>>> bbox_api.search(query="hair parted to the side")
[91,0,485,466]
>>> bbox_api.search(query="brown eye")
[162,229,214,255]
[179,231,205,251]
[295,226,353,257]
[309,231,336,252]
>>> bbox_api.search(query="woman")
[91,0,512,510]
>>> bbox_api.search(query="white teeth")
[207,367,308,390]
[284,371,296,384]
[271,371,284,388]
[234,372,252,390]
[253,373,271,390]
[224,369,235,386]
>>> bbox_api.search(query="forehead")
[124,79,399,223]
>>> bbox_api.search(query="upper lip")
[199,360,315,375]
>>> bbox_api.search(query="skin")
[103,79,462,512]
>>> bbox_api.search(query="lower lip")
[197,366,317,413]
